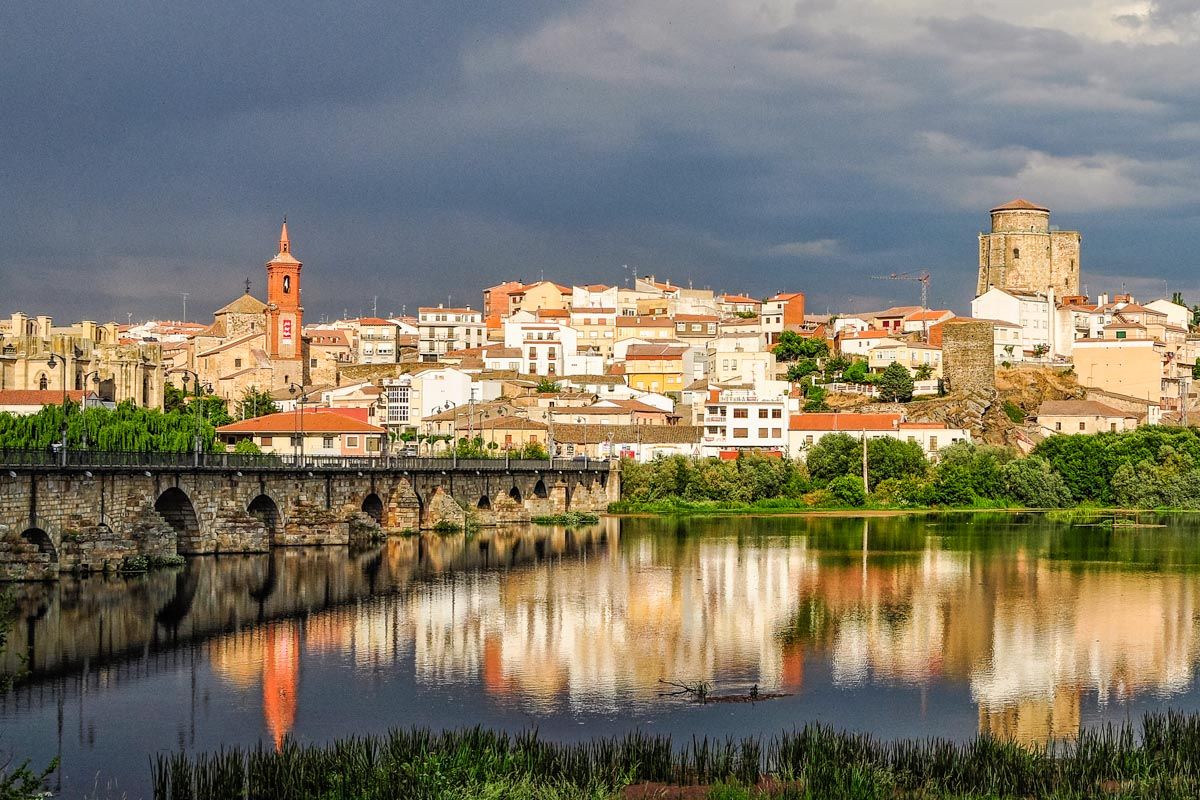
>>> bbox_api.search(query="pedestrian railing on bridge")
[0,448,608,473]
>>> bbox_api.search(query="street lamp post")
[80,371,101,451]
[46,354,68,467]
[288,383,307,467]
[168,368,205,466]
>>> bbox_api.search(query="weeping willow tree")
[0,400,223,452]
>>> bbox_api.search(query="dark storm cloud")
[4,0,1200,323]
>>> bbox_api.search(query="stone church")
[192,222,309,401]
[976,199,1081,298]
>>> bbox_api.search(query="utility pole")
[861,431,869,490]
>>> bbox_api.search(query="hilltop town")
[0,200,1188,459]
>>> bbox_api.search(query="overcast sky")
[4,0,1200,323]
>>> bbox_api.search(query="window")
[805,435,814,445]
[322,435,334,448]
[1055,422,1062,431]
[367,438,380,453]
[261,436,273,447]
[772,428,781,438]
[733,408,749,419]
[733,427,749,439]
[771,409,782,418]
[759,427,769,437]
[929,436,938,451]
[1110,423,1117,433]
[1013,247,1020,259]
[234,358,242,368]
[1079,422,1085,431]
[346,436,359,447]
[1115,330,1126,339]
[310,358,318,368]
[758,409,769,418]
[290,435,302,447]
[38,374,48,390]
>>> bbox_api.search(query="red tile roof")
[0,390,94,406]
[789,413,902,431]
[217,410,384,434]
[991,198,1049,213]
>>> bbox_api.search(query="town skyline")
[7,2,1200,320]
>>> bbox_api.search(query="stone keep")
[942,320,995,395]
[977,199,1080,297]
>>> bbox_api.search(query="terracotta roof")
[903,309,954,322]
[418,307,478,314]
[536,309,570,318]
[484,347,521,359]
[789,412,902,431]
[0,390,94,406]
[624,344,687,359]
[721,294,760,304]
[872,306,923,318]
[355,317,393,326]
[674,314,719,322]
[217,410,385,434]
[1037,400,1133,418]
[767,292,804,301]
[841,330,895,340]
[215,294,268,316]
[991,198,1049,213]
[553,423,702,445]
[474,416,549,431]
[571,307,616,314]
[309,331,351,347]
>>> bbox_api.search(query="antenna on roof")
[244,278,251,295]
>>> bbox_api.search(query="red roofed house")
[718,294,762,316]
[217,409,386,457]
[762,292,806,343]
[0,389,100,415]
[788,412,969,458]
[902,309,956,336]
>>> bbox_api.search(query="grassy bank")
[607,498,1012,516]
[532,512,601,525]
[153,712,1200,799]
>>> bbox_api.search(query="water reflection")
[5,514,1200,795]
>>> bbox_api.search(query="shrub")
[871,476,930,508]
[827,475,866,507]
[1000,456,1072,508]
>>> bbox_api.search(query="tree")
[520,440,549,459]
[773,331,828,362]
[164,382,187,413]
[1000,456,1071,507]
[1172,291,1185,307]
[238,386,280,420]
[535,379,561,393]
[866,437,928,490]
[233,439,262,455]
[827,475,866,507]
[803,384,830,412]
[1032,343,1050,359]
[805,433,859,483]
[823,355,850,380]
[914,363,934,381]
[1193,362,1200,381]
[842,360,869,384]
[786,359,819,383]
[877,363,914,402]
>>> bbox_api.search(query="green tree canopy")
[773,331,828,362]
[238,386,280,420]
[877,362,914,402]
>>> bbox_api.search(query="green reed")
[152,711,1200,799]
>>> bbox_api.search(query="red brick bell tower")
[266,218,305,386]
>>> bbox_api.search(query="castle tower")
[976,199,1081,297]
[265,219,305,385]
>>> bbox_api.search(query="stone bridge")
[0,454,618,581]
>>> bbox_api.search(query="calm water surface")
[6,513,1200,797]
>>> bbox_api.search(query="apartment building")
[761,292,806,343]
[418,306,485,362]
[701,386,789,457]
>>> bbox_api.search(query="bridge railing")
[0,448,607,472]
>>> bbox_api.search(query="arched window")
[1012,247,1020,259]
[38,374,48,391]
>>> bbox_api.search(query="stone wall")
[943,321,996,396]
[0,463,616,580]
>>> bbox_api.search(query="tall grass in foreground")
[152,711,1200,799]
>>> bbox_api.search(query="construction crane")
[870,271,931,309]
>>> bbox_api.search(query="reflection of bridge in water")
[0,521,617,685]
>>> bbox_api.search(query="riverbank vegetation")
[0,398,227,453]
[152,712,1200,798]
[616,426,1200,512]
[532,512,601,526]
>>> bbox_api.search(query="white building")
[701,384,790,457]
[380,366,473,431]
[502,320,579,377]
[788,412,970,459]
[418,306,485,362]
[355,317,400,364]
[839,331,900,358]
[971,288,1053,358]
[704,334,777,384]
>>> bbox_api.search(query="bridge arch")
[362,493,384,524]
[20,527,57,563]
[477,494,492,510]
[508,485,522,503]
[155,487,200,539]
[248,494,282,541]
[533,478,548,499]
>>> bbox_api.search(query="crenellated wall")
[0,462,618,581]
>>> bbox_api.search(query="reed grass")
[152,711,1200,799]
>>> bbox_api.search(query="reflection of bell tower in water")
[265,219,305,389]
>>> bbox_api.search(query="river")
[5,512,1200,797]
